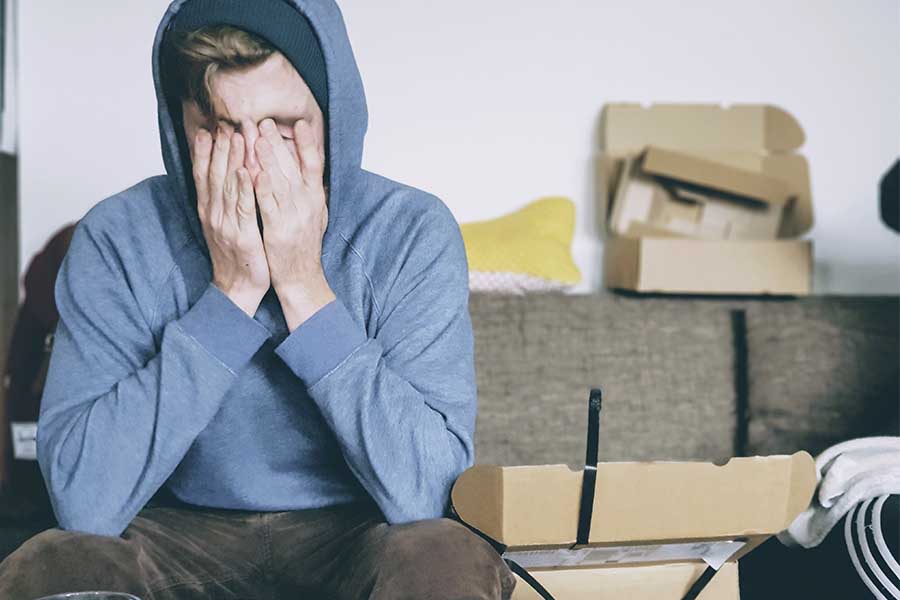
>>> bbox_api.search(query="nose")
[241,118,261,180]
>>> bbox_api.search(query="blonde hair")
[166,25,276,117]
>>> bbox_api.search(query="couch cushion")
[744,297,900,457]
[468,293,737,467]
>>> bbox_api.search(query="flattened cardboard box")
[451,452,816,599]
[598,103,814,296]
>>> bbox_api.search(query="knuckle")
[237,238,258,254]
[192,164,204,180]
[236,202,255,218]
[218,224,236,243]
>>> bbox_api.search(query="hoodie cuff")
[274,297,368,387]
[176,282,272,373]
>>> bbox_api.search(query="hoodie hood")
[151,0,369,258]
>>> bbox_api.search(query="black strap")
[682,565,718,600]
[575,388,602,546]
[498,388,602,600]
[451,386,724,600]
[503,558,556,600]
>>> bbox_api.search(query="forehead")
[208,53,311,125]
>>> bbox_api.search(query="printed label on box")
[10,422,38,460]
[503,540,746,571]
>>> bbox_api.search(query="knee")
[374,518,516,600]
[6,527,137,570]
[0,527,146,598]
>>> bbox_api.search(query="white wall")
[17,0,900,294]
[1,0,18,154]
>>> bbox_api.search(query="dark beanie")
[166,0,329,125]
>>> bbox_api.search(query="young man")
[0,1,517,598]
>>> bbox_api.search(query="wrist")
[277,281,337,331]
[212,281,266,317]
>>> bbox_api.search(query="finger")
[208,124,231,228]
[258,118,300,184]
[298,116,325,164]
[254,169,278,219]
[294,119,324,187]
[311,119,326,165]
[235,168,258,231]
[223,132,245,220]
[192,128,212,211]
[255,135,290,205]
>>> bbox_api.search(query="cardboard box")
[506,562,739,600]
[610,147,795,241]
[598,104,814,295]
[451,452,816,599]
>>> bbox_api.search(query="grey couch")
[1,292,897,597]
[470,293,898,466]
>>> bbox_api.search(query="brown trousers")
[0,499,517,599]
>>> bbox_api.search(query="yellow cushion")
[460,196,581,293]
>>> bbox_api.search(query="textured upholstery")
[743,296,900,456]
[468,293,899,468]
[468,293,738,467]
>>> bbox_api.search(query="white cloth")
[777,436,900,549]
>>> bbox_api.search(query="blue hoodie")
[35,0,477,537]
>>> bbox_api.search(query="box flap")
[600,103,805,153]
[683,152,813,237]
[451,452,816,549]
[451,465,505,541]
[641,146,793,206]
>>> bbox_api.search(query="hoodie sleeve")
[36,218,272,537]
[274,202,477,524]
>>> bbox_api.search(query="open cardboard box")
[451,452,817,599]
[598,103,814,295]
